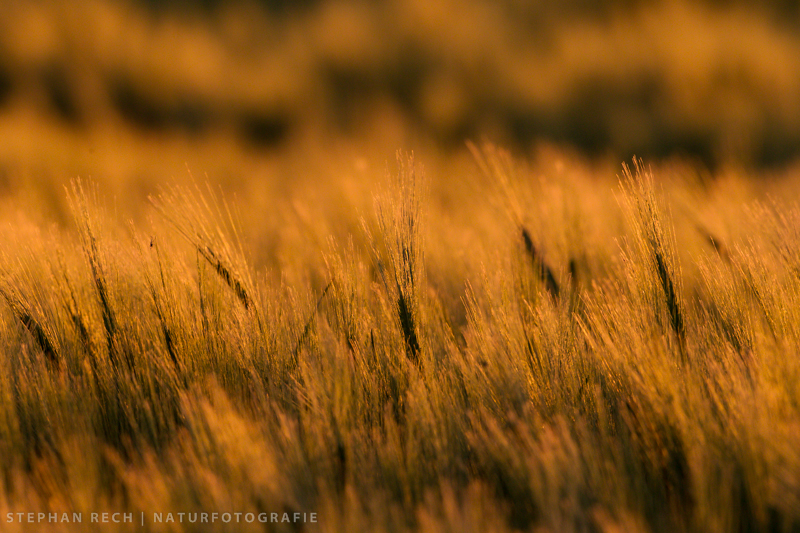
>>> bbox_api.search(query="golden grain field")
[2,2,800,532]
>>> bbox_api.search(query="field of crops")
[1,143,800,531]
[2,1,800,532]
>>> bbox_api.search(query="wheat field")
[2,1,800,531]
[1,140,799,532]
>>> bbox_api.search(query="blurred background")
[1,0,799,218]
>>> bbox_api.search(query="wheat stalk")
[0,287,60,369]
[521,226,561,300]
